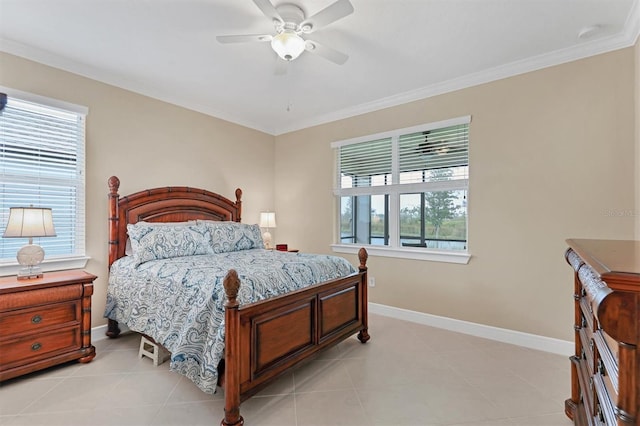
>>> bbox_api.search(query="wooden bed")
[105,176,370,426]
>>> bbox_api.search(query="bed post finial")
[358,247,368,272]
[108,176,121,269]
[108,176,120,194]
[223,269,240,307]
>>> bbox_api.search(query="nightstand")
[0,269,97,381]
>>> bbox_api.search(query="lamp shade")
[271,30,306,61]
[3,207,56,238]
[259,212,277,229]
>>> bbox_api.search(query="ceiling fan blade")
[305,40,348,65]
[252,0,283,24]
[300,0,354,33]
[216,34,272,44]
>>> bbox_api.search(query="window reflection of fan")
[216,0,353,66]
[417,131,465,156]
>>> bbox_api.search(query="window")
[332,116,471,264]
[0,88,88,273]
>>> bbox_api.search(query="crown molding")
[273,13,640,135]
[0,38,277,135]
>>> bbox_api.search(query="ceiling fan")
[216,0,354,66]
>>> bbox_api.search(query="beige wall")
[636,39,640,239]
[274,48,636,341]
[0,52,275,327]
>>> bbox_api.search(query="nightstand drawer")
[0,284,83,311]
[0,301,80,338]
[0,327,81,366]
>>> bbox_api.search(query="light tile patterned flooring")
[0,314,572,426]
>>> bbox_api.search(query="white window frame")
[331,116,471,264]
[0,86,89,276]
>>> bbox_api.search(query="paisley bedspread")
[104,249,356,394]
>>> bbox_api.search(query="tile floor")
[0,314,573,426]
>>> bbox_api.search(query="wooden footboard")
[221,248,369,426]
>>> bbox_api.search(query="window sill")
[331,244,471,264]
[0,256,91,277]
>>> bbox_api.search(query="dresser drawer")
[0,326,81,367]
[593,373,616,425]
[594,330,618,393]
[0,301,80,339]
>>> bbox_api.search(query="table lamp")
[2,207,57,280]
[259,211,276,249]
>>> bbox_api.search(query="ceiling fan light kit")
[271,30,306,61]
[217,0,354,65]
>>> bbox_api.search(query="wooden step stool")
[138,335,171,366]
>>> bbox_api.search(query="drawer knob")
[31,342,42,351]
[31,315,42,324]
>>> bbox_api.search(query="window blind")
[0,97,86,261]
[336,119,469,190]
[338,137,392,188]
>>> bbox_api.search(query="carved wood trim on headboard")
[107,176,243,267]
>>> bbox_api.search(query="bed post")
[106,176,121,338]
[222,269,244,426]
[108,176,120,267]
[357,247,370,343]
[234,188,242,223]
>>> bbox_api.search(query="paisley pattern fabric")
[126,222,213,265]
[104,249,356,394]
[197,220,264,253]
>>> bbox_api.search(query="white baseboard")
[368,302,573,356]
[92,304,573,356]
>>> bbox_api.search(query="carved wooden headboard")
[107,176,242,267]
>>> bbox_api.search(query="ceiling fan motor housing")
[275,3,306,32]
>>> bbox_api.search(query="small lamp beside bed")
[259,211,276,249]
[2,206,56,280]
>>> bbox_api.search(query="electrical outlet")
[368,277,375,287]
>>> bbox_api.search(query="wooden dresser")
[565,239,640,425]
[0,270,97,381]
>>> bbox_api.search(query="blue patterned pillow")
[197,221,264,253]
[127,221,214,265]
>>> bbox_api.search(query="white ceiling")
[1,0,638,135]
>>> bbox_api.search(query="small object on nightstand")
[276,244,288,251]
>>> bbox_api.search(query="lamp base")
[16,244,45,280]
[262,231,273,249]
[17,266,43,280]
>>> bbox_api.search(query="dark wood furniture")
[565,239,640,425]
[0,269,97,381]
[106,176,370,426]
